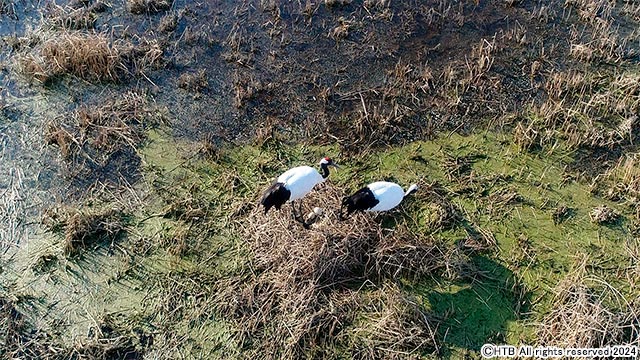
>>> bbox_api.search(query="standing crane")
[261,157,339,227]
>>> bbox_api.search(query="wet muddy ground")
[1,0,640,358]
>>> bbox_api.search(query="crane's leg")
[291,201,301,221]
[299,201,311,229]
[291,200,310,229]
[339,201,347,221]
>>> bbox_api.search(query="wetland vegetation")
[1,0,639,358]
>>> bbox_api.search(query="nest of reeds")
[248,184,443,284]
[214,184,444,358]
[537,270,640,347]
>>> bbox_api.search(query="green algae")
[2,124,637,357]
[351,132,637,353]
[135,127,638,356]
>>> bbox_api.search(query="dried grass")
[17,31,163,84]
[1,296,148,359]
[345,283,439,359]
[462,37,496,90]
[19,32,120,83]
[514,121,542,152]
[158,12,179,32]
[232,72,267,108]
[45,91,158,169]
[45,2,106,30]
[325,0,352,8]
[0,297,64,359]
[128,0,172,14]
[589,205,620,225]
[177,69,209,93]
[330,17,351,40]
[538,264,639,347]
[599,154,640,217]
[0,0,16,18]
[43,206,127,256]
[223,28,255,67]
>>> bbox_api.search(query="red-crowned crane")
[261,157,339,227]
[340,181,418,218]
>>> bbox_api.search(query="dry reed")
[17,31,162,84]
[538,264,639,347]
[43,206,127,256]
[128,0,172,14]
[45,91,157,170]
[590,205,620,225]
[45,2,106,30]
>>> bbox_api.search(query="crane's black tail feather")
[261,182,290,214]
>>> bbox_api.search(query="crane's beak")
[331,163,340,169]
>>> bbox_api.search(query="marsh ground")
[1,0,639,358]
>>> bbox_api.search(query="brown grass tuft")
[514,121,542,152]
[45,91,159,170]
[538,264,639,347]
[128,0,172,14]
[330,17,351,40]
[600,153,640,217]
[177,69,209,93]
[17,31,163,84]
[43,206,127,257]
[590,205,620,225]
[347,283,439,359]
[45,2,106,30]
[19,32,120,83]
[158,12,179,32]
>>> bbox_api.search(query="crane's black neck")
[320,163,330,178]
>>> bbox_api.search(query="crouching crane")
[340,181,418,219]
[261,157,339,227]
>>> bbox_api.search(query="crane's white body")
[366,181,409,211]
[277,165,325,201]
